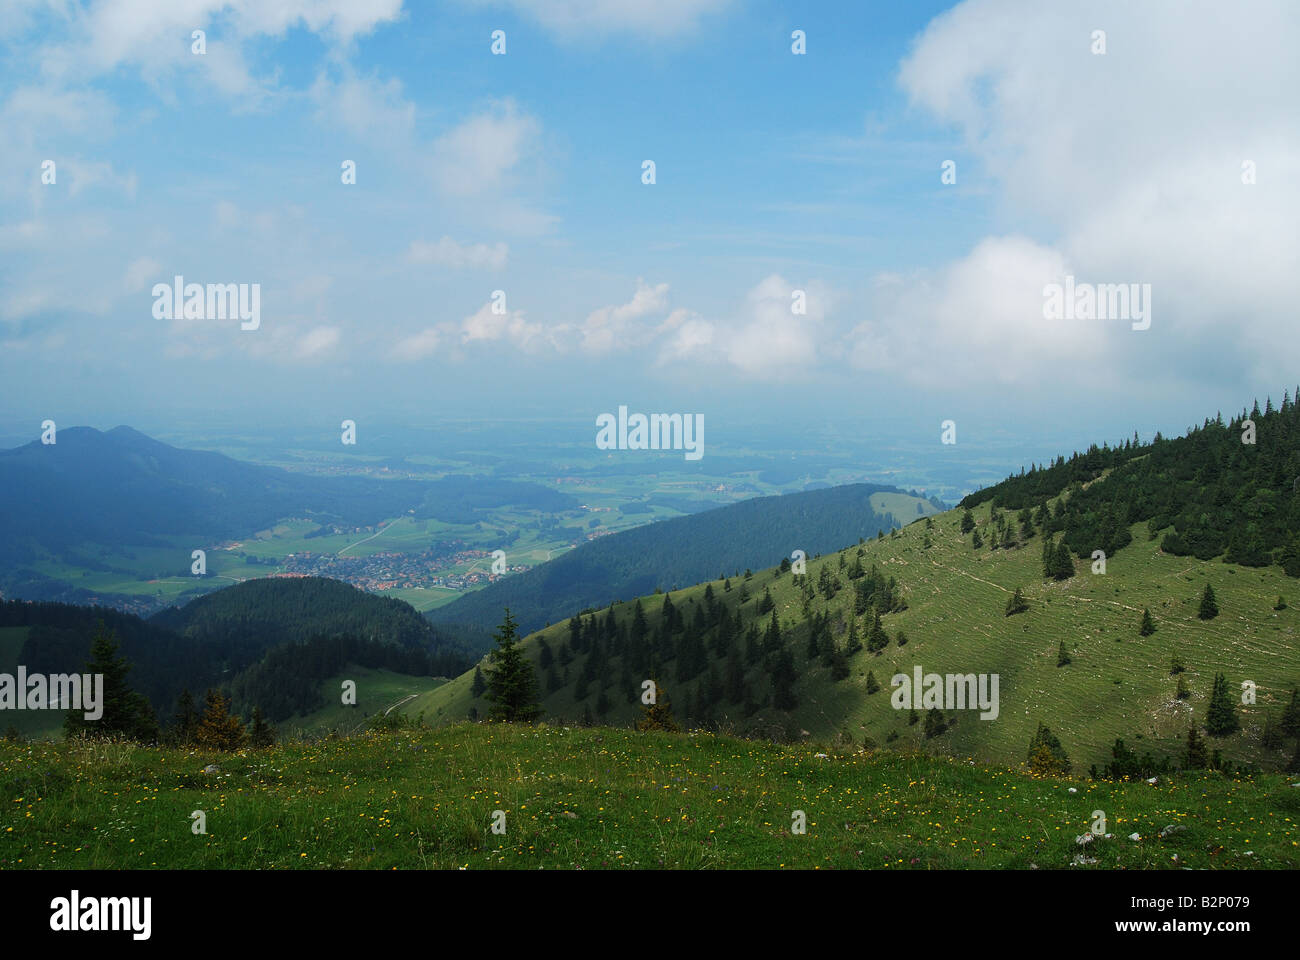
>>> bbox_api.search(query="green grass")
[279,667,448,737]
[2,722,1294,869]
[409,499,1300,773]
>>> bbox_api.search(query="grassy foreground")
[2,722,1297,870]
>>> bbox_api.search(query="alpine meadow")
[2,0,1296,944]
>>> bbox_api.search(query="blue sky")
[1,0,1297,456]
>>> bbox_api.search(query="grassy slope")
[407,499,1300,773]
[278,667,448,737]
[3,722,1295,870]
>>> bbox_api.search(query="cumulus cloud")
[890,0,1300,387]
[578,279,670,354]
[430,99,541,198]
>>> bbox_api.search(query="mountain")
[0,577,478,733]
[0,425,577,606]
[427,483,943,635]
[408,395,1300,775]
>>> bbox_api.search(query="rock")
[1129,833,1142,841]
[1159,824,1186,838]
[1067,787,1078,793]
[1075,833,1095,846]
[1071,854,1098,866]
[203,764,219,774]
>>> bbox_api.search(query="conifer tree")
[1176,674,1190,700]
[64,621,158,743]
[1169,652,1184,674]
[485,608,541,723]
[1204,672,1240,736]
[1139,608,1157,636]
[960,509,975,534]
[470,665,487,698]
[894,629,908,647]
[1051,541,1073,580]
[1056,641,1070,667]
[1005,588,1029,616]
[196,689,246,751]
[1275,595,1287,611]
[1026,722,1070,774]
[1198,583,1220,620]
[865,670,880,694]
[636,681,679,732]
[971,529,983,549]
[172,689,197,745]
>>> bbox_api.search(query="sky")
[1,0,1297,456]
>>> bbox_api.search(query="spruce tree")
[172,689,197,745]
[1026,722,1070,774]
[1204,672,1240,736]
[1005,588,1029,616]
[1051,541,1073,580]
[485,608,541,723]
[636,681,679,732]
[1169,652,1184,674]
[960,509,975,534]
[865,670,880,694]
[1275,595,1288,611]
[196,689,246,752]
[470,665,487,698]
[971,529,983,549]
[1198,583,1220,620]
[1056,641,1070,667]
[1139,608,1156,636]
[63,621,157,743]
[1176,674,1190,700]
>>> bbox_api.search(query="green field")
[2,722,1294,870]
[279,667,449,737]
[408,498,1300,774]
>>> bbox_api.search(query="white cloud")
[723,274,822,378]
[311,69,415,143]
[892,0,1300,387]
[429,99,540,198]
[406,236,508,270]
[579,279,670,354]
[293,325,341,360]
[460,300,544,350]
[457,0,731,38]
[391,326,441,362]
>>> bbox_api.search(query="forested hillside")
[429,483,940,634]
[411,394,1300,775]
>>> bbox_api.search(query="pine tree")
[960,509,975,534]
[1169,652,1184,674]
[1050,541,1073,580]
[1005,588,1029,616]
[971,529,983,549]
[1139,608,1156,636]
[249,706,276,748]
[1204,672,1240,736]
[865,670,880,694]
[470,665,487,698]
[1198,583,1220,620]
[1176,674,1190,700]
[894,629,908,647]
[636,681,679,732]
[866,610,889,652]
[196,689,246,752]
[485,608,541,724]
[1183,727,1208,769]
[63,621,158,743]
[844,618,862,656]
[1056,641,1070,667]
[1275,595,1288,611]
